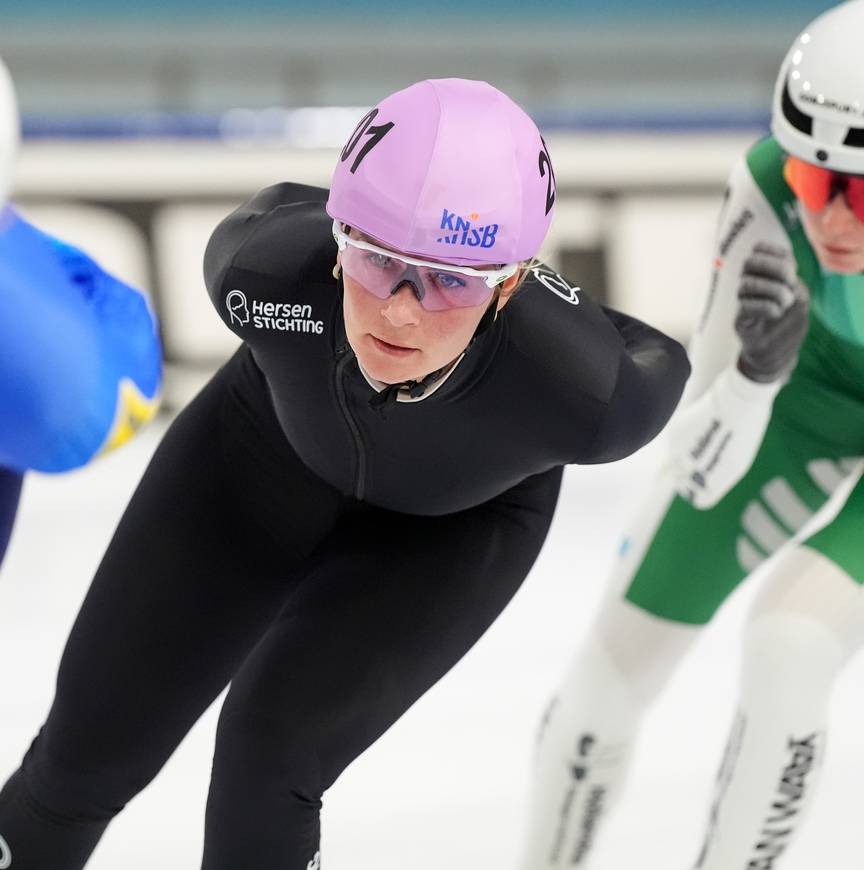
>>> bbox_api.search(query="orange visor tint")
[784,156,864,223]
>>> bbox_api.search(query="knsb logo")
[0,833,12,869]
[531,265,581,306]
[436,209,499,249]
[226,289,250,326]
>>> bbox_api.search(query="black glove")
[735,242,810,383]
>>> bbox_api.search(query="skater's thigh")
[39,359,346,781]
[218,466,563,786]
[621,410,855,625]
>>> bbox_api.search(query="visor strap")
[467,290,501,350]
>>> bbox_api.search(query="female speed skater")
[0,77,688,869]
[0,54,162,571]
[520,3,864,869]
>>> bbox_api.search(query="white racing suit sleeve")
[665,155,792,509]
[668,367,782,508]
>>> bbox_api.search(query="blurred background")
[0,0,839,404]
[6,3,864,870]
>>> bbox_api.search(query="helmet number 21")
[341,109,396,174]
[538,137,556,216]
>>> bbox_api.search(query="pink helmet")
[326,78,555,267]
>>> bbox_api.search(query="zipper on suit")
[334,346,367,501]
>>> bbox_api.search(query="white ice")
[1,415,863,870]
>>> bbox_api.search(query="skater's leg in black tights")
[0,365,344,869]
[202,466,562,869]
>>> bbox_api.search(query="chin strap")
[365,291,502,419]
[367,365,449,418]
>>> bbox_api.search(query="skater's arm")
[203,183,330,339]
[580,306,690,463]
[679,154,790,403]
[665,155,803,508]
[0,211,162,472]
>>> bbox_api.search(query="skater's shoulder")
[742,136,789,196]
[206,183,335,291]
[503,264,624,404]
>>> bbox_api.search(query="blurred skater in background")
[0,55,162,570]
[520,3,864,868]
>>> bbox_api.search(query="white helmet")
[772,0,864,173]
[0,55,19,205]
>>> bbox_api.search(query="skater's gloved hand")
[735,242,810,383]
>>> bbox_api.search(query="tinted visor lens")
[340,244,496,311]
[784,156,832,212]
[784,156,864,222]
[845,176,864,223]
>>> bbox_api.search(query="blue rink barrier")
[21,110,771,144]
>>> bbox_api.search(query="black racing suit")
[0,183,689,870]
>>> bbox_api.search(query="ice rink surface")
[2,413,863,870]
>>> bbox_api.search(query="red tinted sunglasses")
[784,156,864,223]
